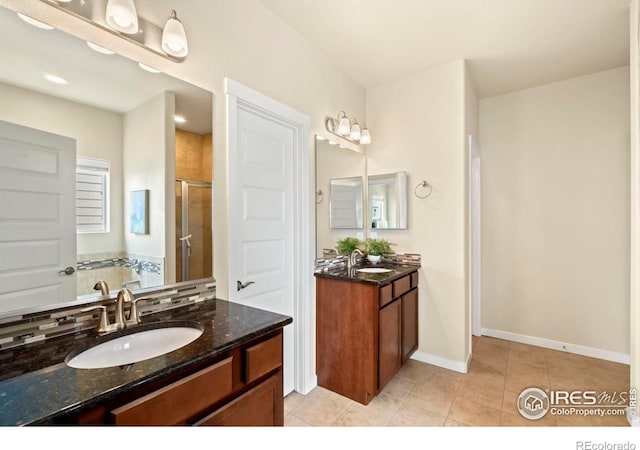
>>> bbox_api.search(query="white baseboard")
[297,374,317,396]
[481,328,630,365]
[411,350,469,374]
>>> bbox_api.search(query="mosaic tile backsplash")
[0,279,216,351]
[314,252,421,273]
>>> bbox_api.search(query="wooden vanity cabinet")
[70,330,284,426]
[316,270,418,405]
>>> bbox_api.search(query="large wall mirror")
[0,5,214,317]
[368,171,408,230]
[315,137,365,257]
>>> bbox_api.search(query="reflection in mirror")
[330,176,363,229]
[368,172,408,229]
[0,5,213,317]
[315,137,365,258]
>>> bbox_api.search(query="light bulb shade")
[337,115,350,136]
[106,0,138,34]
[349,122,361,141]
[360,128,371,145]
[162,10,189,57]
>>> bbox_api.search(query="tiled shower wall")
[76,252,163,296]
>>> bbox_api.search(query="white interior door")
[0,120,77,316]
[228,84,307,396]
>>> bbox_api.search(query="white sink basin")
[357,268,393,274]
[66,322,204,369]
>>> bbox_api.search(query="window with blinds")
[76,157,109,233]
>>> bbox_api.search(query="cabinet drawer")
[410,271,418,288]
[379,284,393,308]
[393,275,411,298]
[245,333,282,384]
[110,356,233,425]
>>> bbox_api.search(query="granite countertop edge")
[314,264,420,285]
[0,298,292,426]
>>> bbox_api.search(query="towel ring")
[414,180,432,199]
[316,189,325,204]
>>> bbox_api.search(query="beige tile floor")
[285,336,630,427]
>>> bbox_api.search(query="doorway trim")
[225,78,313,395]
[468,134,482,339]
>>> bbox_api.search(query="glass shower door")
[176,180,213,282]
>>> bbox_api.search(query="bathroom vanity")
[315,264,419,405]
[0,298,291,426]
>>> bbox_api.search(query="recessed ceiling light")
[174,115,186,124]
[138,63,161,74]
[43,73,69,85]
[17,12,54,30]
[86,41,115,55]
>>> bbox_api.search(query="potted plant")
[335,237,362,255]
[364,238,394,263]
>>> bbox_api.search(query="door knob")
[58,266,75,276]
[237,280,255,291]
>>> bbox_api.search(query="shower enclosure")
[175,179,213,282]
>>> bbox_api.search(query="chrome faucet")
[114,288,133,329]
[81,288,143,334]
[93,280,110,296]
[348,249,364,269]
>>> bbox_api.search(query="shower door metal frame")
[177,179,213,282]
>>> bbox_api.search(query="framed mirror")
[0,4,213,317]
[368,171,408,229]
[315,136,365,257]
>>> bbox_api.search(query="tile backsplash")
[314,252,421,273]
[0,278,216,351]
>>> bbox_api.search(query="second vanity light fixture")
[325,111,371,145]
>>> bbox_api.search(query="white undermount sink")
[357,268,393,274]
[65,322,204,369]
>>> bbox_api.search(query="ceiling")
[0,4,212,134]
[260,0,631,98]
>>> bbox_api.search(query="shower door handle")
[180,234,192,257]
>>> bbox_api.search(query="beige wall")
[479,66,630,355]
[0,82,124,256]
[366,60,469,368]
[123,92,176,283]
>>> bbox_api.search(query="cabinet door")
[378,299,401,391]
[402,288,418,363]
[195,371,283,426]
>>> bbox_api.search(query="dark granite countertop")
[0,298,292,426]
[314,263,419,285]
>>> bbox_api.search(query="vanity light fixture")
[87,41,115,55]
[43,73,69,85]
[325,111,372,145]
[138,62,161,73]
[105,0,139,34]
[360,127,371,145]
[17,12,54,30]
[34,0,189,62]
[162,10,189,58]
